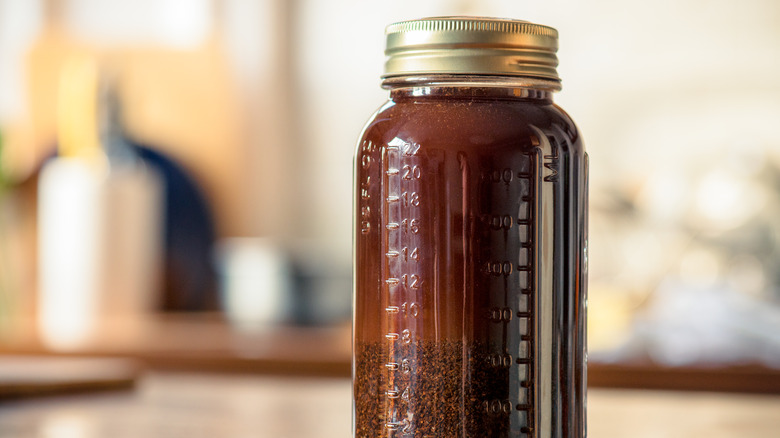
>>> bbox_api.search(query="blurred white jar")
[217,238,291,331]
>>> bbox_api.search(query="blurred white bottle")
[38,55,162,350]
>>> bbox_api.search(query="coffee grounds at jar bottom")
[355,340,516,437]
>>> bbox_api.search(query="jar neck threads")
[385,75,556,102]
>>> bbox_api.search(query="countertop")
[2,314,778,393]
[1,373,779,437]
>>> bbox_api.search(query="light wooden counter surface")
[3,315,778,393]
[1,373,778,438]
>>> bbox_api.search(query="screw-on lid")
[384,17,560,85]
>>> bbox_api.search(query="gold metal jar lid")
[384,17,560,84]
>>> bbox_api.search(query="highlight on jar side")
[353,17,588,438]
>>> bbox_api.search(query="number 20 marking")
[402,165,421,180]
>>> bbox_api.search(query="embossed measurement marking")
[381,139,422,436]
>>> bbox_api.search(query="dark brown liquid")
[354,85,587,437]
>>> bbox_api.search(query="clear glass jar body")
[354,77,587,438]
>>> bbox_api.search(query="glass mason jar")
[354,17,587,438]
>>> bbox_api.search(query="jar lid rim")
[383,17,560,83]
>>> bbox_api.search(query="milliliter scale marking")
[514,157,537,436]
[376,144,545,437]
[479,153,538,437]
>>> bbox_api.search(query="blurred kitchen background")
[0,0,779,436]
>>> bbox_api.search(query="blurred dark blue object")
[44,142,218,311]
[134,144,219,311]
